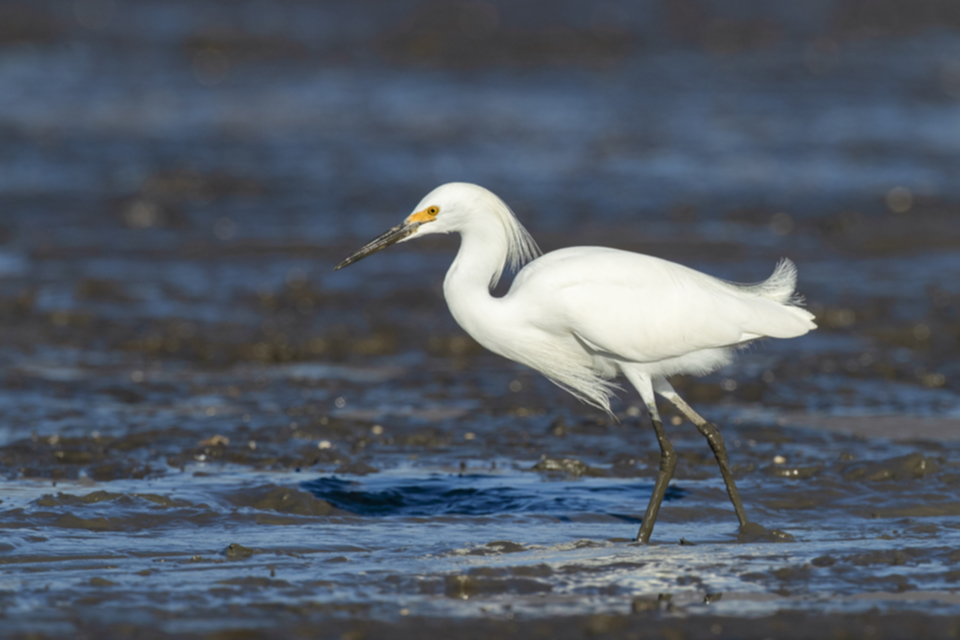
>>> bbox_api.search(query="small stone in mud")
[134,493,186,508]
[36,490,122,507]
[443,574,550,599]
[737,522,795,543]
[236,486,338,516]
[53,514,116,531]
[34,495,61,508]
[811,555,837,567]
[89,577,117,587]
[762,463,822,479]
[485,540,525,553]
[909,523,939,535]
[676,574,704,587]
[510,564,552,578]
[223,543,254,559]
[771,566,810,582]
[467,540,526,556]
[848,549,910,566]
[548,416,568,437]
[531,457,604,478]
[630,597,659,613]
[842,453,940,482]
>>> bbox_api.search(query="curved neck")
[442,224,509,349]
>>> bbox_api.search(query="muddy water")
[3,1,960,638]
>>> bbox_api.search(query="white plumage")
[335,182,816,542]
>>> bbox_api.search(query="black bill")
[334,221,420,270]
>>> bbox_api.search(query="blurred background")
[2,0,959,426]
[4,1,960,634]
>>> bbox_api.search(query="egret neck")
[442,214,513,356]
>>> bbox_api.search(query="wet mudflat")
[4,1,960,638]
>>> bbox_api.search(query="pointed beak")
[333,221,421,271]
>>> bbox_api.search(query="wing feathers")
[513,248,815,365]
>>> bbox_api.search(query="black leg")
[652,379,752,530]
[636,416,678,543]
[693,421,749,527]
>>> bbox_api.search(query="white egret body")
[336,183,816,542]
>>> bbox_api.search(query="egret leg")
[653,378,750,528]
[623,369,677,543]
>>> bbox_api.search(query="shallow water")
[3,1,960,638]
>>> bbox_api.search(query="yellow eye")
[428,206,439,216]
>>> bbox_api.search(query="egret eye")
[428,206,439,216]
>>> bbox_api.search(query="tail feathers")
[788,303,817,329]
[738,297,816,341]
[729,258,817,337]
[738,258,799,304]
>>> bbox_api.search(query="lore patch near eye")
[406,206,440,224]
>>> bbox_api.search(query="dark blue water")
[304,473,685,517]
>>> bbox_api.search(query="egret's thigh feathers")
[488,324,621,413]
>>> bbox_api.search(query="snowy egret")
[335,183,816,542]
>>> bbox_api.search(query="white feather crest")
[479,189,541,288]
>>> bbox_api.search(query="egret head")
[333,183,483,271]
